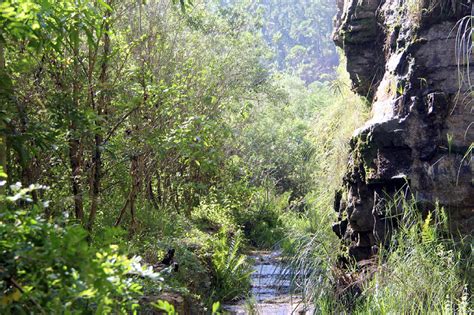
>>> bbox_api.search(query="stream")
[222,251,313,315]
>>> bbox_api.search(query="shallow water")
[222,251,313,315]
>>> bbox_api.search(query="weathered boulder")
[333,0,473,261]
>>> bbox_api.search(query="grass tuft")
[354,195,473,314]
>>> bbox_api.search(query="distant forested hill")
[221,0,338,83]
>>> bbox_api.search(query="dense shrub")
[0,184,161,314]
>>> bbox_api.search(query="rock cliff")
[333,0,473,261]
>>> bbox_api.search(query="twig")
[9,277,46,315]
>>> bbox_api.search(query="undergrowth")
[282,56,369,310]
[354,196,472,314]
[208,229,253,302]
[0,184,162,314]
[283,54,472,314]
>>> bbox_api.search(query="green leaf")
[78,288,98,298]
[212,301,221,314]
[97,0,112,11]
[151,300,176,315]
[0,166,7,179]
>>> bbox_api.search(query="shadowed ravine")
[223,251,313,315]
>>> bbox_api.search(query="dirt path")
[222,251,313,315]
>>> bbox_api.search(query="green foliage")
[208,229,252,302]
[0,0,41,42]
[233,74,318,201]
[172,0,193,12]
[280,56,369,309]
[152,300,176,314]
[354,198,472,314]
[0,184,161,314]
[281,195,340,310]
[191,190,240,233]
[222,0,338,83]
[211,301,222,314]
[308,60,369,202]
[234,186,288,248]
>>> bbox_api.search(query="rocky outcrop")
[333,0,473,261]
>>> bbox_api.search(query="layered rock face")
[333,0,473,261]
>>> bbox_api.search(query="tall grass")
[406,0,459,23]
[453,14,473,114]
[282,56,369,311]
[288,191,473,313]
[455,15,472,90]
[306,60,369,231]
[285,54,472,313]
[354,195,472,314]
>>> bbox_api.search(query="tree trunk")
[114,155,140,227]
[156,172,163,205]
[114,192,131,227]
[69,28,84,222]
[146,174,159,209]
[69,136,83,220]
[0,41,7,194]
[129,155,140,229]
[88,1,112,232]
